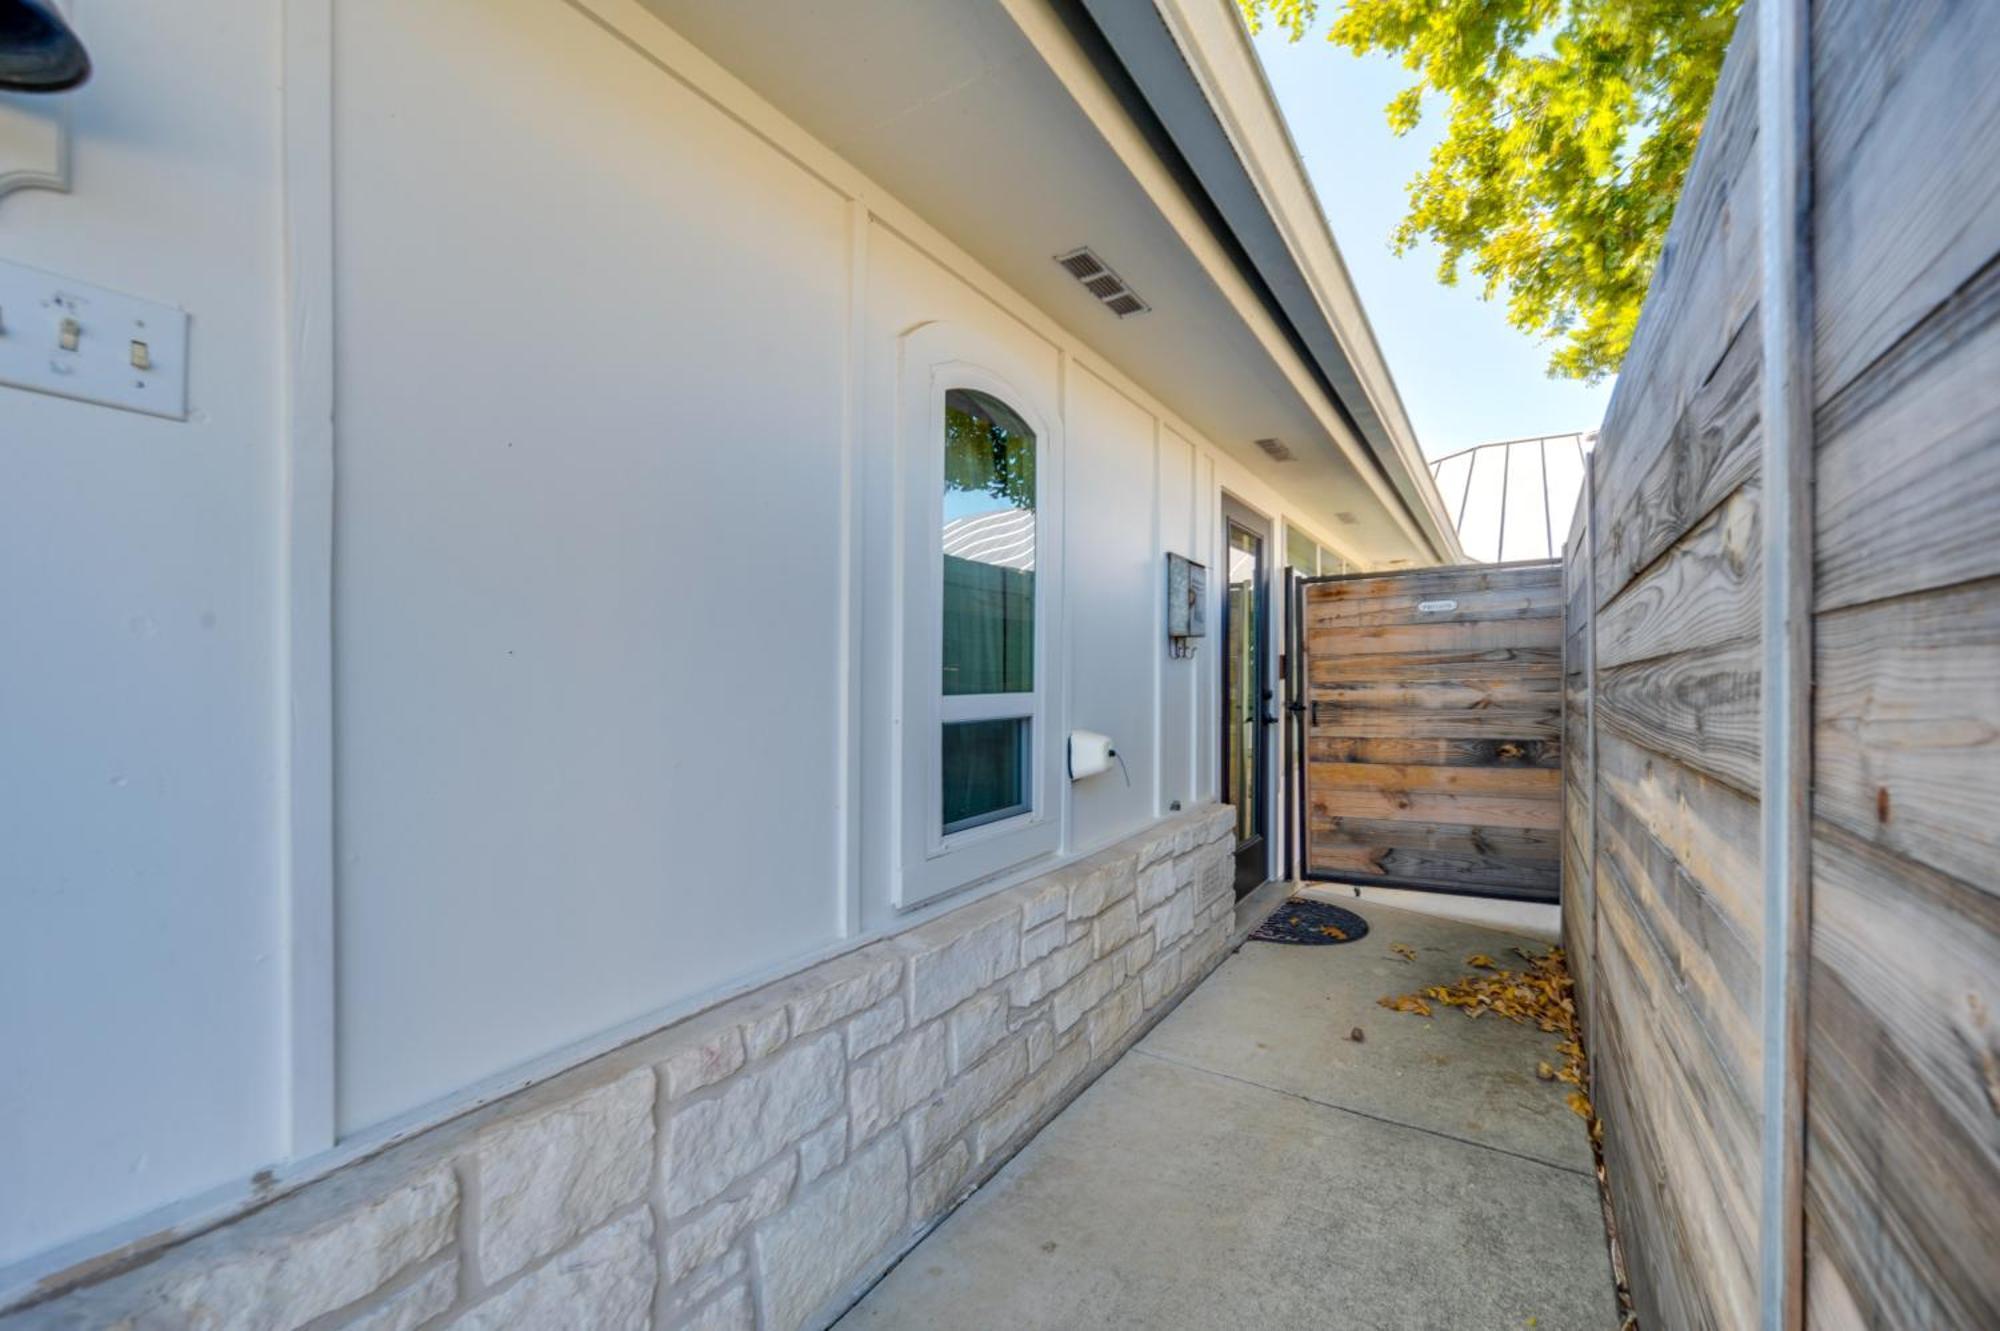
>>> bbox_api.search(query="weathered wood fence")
[1561,0,1998,1326]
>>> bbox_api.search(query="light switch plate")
[0,259,189,419]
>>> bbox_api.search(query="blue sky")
[1246,28,1615,459]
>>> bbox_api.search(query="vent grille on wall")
[1054,248,1150,318]
[1253,437,1295,462]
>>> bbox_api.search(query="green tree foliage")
[1239,0,1741,380]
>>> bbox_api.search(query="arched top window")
[940,388,1038,835]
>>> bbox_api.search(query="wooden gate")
[1295,561,1564,901]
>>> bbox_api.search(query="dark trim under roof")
[1054,0,1449,561]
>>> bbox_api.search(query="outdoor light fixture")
[0,0,90,92]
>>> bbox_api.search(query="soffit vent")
[1253,437,1295,462]
[1334,511,1358,525]
[1054,247,1150,318]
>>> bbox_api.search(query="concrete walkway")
[837,897,1620,1330]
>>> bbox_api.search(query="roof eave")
[1066,0,1464,565]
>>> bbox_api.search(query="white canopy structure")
[1428,431,1597,563]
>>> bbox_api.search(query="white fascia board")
[1116,0,1465,564]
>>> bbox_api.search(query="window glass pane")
[943,389,1035,696]
[942,718,1031,834]
[1286,524,1322,576]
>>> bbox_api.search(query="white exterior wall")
[0,3,289,1272]
[0,0,1351,1287]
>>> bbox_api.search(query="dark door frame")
[1220,496,1274,896]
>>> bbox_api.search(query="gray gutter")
[1059,0,1450,561]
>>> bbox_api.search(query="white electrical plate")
[0,259,188,420]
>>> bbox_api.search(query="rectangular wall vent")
[1054,247,1150,318]
[1253,437,1295,462]
[1334,511,1359,525]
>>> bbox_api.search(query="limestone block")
[910,1139,973,1221]
[664,1033,844,1215]
[1132,823,1179,869]
[843,993,905,1060]
[904,1036,1029,1165]
[743,1005,789,1061]
[796,1115,848,1186]
[1064,851,1137,920]
[133,1164,457,1331]
[1086,980,1142,1058]
[1140,948,1183,1008]
[787,948,901,1038]
[1010,936,1090,1007]
[659,1017,746,1101]
[684,1284,753,1331]
[1050,957,1117,1034]
[1022,1018,1054,1072]
[473,1068,654,1282]
[446,1209,652,1331]
[947,991,1007,1073]
[1092,897,1138,958]
[1200,804,1236,845]
[1020,876,1067,929]
[1150,885,1195,947]
[666,1155,796,1284]
[974,1037,1088,1162]
[901,904,1019,1024]
[671,1250,743,1316]
[848,1023,948,1144]
[1118,927,1156,979]
[1135,857,1178,911]
[1019,916,1064,966]
[753,1134,909,1331]
[335,1259,457,1331]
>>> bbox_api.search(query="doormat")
[1251,899,1370,945]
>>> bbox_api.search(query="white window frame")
[895,336,1063,910]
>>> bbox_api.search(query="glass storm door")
[1222,504,1271,894]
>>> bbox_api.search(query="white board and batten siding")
[0,0,1352,1283]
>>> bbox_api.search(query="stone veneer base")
[5,805,1246,1331]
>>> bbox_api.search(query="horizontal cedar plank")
[1814,250,2000,612]
[1306,786,1559,830]
[1596,638,1760,796]
[1591,1015,1696,1331]
[1304,583,1564,630]
[1307,736,1558,768]
[1304,677,1561,710]
[1813,578,2000,890]
[1804,818,2000,1329]
[1597,789,1761,1097]
[1595,483,1760,668]
[1595,311,1761,607]
[1596,845,1762,1199]
[1811,0,2000,399]
[1307,563,1560,603]
[1592,20,1759,539]
[1592,908,1760,1329]
[1305,645,1560,683]
[1305,817,1559,860]
[1309,616,1563,658]
[1306,841,1557,894]
[1309,707,1561,741]
[1306,761,1559,798]
[1595,728,1760,939]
